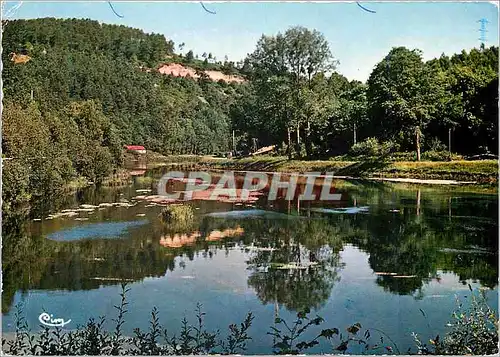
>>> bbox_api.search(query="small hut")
[124,145,146,154]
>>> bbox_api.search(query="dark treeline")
[2,18,498,218]
[3,18,240,155]
[234,27,498,159]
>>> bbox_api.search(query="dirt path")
[368,177,477,185]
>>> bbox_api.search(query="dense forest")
[2,18,498,218]
[234,28,498,159]
[2,18,245,218]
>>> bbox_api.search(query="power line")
[200,2,216,15]
[108,2,124,18]
[356,2,376,14]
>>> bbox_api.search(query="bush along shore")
[194,156,499,185]
[2,284,497,355]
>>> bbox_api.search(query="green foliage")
[184,50,194,62]
[3,19,498,166]
[1,160,31,219]
[426,137,447,152]
[350,138,399,157]
[366,47,441,159]
[159,205,194,224]
[421,151,452,162]
[269,308,327,354]
[234,40,497,159]
[268,309,399,355]
[2,18,244,219]
[244,26,336,158]
[2,18,498,226]
[321,322,401,355]
[3,18,174,67]
[222,313,254,354]
[413,288,498,355]
[2,285,254,356]
[1,305,402,355]
[110,283,130,354]
[1,100,121,219]
[350,137,380,157]
[3,19,239,159]
[388,150,463,162]
[159,204,198,234]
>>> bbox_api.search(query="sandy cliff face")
[157,63,245,83]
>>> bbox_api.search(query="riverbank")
[193,156,498,185]
[72,152,497,193]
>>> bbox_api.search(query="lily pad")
[46,220,148,241]
[310,206,369,214]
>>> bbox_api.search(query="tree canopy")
[2,18,498,219]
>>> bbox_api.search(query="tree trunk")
[232,130,236,154]
[295,123,301,158]
[287,127,292,160]
[448,128,451,153]
[353,122,357,145]
[416,127,421,161]
[305,119,311,158]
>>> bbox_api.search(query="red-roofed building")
[124,145,146,154]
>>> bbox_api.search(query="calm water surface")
[2,168,498,354]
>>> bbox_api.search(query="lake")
[2,167,498,354]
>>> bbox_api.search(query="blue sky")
[9,1,499,81]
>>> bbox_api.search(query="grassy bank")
[63,176,91,191]
[118,151,498,186]
[195,156,498,184]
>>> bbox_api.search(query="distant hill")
[2,17,245,210]
[3,18,174,65]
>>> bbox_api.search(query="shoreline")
[364,177,478,185]
[193,156,498,186]
[63,153,497,195]
[204,168,480,186]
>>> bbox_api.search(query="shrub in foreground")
[2,284,253,356]
[2,284,497,355]
[413,287,498,355]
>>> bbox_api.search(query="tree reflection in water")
[244,219,345,311]
[2,182,498,316]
